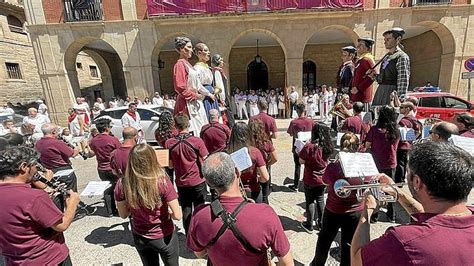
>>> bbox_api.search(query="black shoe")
[301,221,313,233]
[288,185,298,192]
[370,216,378,224]
[315,219,322,230]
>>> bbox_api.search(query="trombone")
[334,179,405,203]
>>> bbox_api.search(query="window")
[419,97,442,108]
[5,63,23,79]
[76,62,83,69]
[90,65,98,78]
[443,97,468,109]
[137,109,156,120]
[7,15,24,34]
[303,61,316,90]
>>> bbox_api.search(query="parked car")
[406,92,474,122]
[413,86,442,93]
[93,105,173,143]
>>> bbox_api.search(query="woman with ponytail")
[298,123,334,233]
[311,132,364,266]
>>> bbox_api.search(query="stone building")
[0,0,43,104]
[24,0,474,124]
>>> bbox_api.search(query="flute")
[34,164,70,196]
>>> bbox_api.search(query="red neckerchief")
[68,113,77,123]
[127,111,137,121]
[212,67,227,79]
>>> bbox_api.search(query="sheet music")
[399,127,416,141]
[294,139,306,154]
[422,125,432,139]
[449,135,474,155]
[53,169,75,178]
[80,181,111,197]
[297,131,312,142]
[339,152,379,178]
[336,133,360,146]
[361,112,372,124]
[231,147,253,171]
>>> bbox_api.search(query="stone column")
[285,57,303,97]
[23,0,46,25]
[121,0,138,20]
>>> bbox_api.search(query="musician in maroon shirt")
[287,103,314,191]
[110,127,137,178]
[249,100,277,139]
[340,102,370,142]
[200,109,231,154]
[352,142,474,266]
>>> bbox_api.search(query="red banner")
[147,0,363,16]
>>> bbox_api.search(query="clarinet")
[34,164,70,196]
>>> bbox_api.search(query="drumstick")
[363,53,390,78]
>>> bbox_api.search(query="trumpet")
[334,179,405,203]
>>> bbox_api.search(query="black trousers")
[304,184,325,226]
[311,209,361,266]
[52,165,78,211]
[260,165,271,204]
[133,232,179,266]
[293,152,301,188]
[165,167,174,185]
[395,149,409,183]
[58,255,72,266]
[374,168,396,220]
[177,182,207,234]
[98,170,117,215]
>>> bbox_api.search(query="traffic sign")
[464,58,474,72]
[462,72,474,79]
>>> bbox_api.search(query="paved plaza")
[5,119,473,266]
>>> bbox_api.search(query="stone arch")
[302,25,357,87]
[413,21,456,92]
[150,32,200,94]
[64,38,127,104]
[228,29,286,91]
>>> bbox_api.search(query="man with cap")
[369,27,410,106]
[351,38,376,111]
[336,46,357,97]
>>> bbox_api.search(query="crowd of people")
[0,27,473,266]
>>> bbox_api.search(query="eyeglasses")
[429,130,438,135]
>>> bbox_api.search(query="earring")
[414,187,419,192]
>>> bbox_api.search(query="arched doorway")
[302,60,316,90]
[303,27,356,87]
[64,39,127,104]
[229,30,285,92]
[247,59,269,90]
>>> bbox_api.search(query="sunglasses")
[429,130,438,135]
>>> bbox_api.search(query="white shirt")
[95,102,106,110]
[38,103,48,117]
[121,111,142,131]
[23,114,50,133]
[152,96,164,107]
[289,91,299,103]
[109,101,119,108]
[163,100,173,109]
[0,107,14,114]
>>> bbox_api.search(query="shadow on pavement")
[176,231,199,259]
[84,221,134,248]
[278,215,305,233]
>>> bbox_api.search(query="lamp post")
[255,39,261,64]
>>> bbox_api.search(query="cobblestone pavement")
[4,119,473,266]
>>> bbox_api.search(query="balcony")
[64,0,103,22]
[411,0,452,6]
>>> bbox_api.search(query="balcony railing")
[411,0,452,6]
[64,0,103,22]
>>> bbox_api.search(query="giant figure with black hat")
[336,46,357,98]
[351,37,376,111]
[368,27,411,106]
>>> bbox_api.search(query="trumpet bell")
[334,179,351,198]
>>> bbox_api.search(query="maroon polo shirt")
[362,207,474,266]
[187,196,291,265]
[110,145,134,177]
[240,147,266,193]
[249,112,277,138]
[0,183,69,265]
[341,115,369,142]
[89,133,122,171]
[299,143,328,187]
[114,177,178,239]
[322,162,364,214]
[200,121,231,154]
[35,137,74,169]
[287,117,315,152]
[257,141,275,163]
[366,127,399,170]
[165,133,209,187]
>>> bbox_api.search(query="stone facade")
[0,1,43,105]
[23,0,474,125]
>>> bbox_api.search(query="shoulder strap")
[169,135,204,177]
[207,199,261,254]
